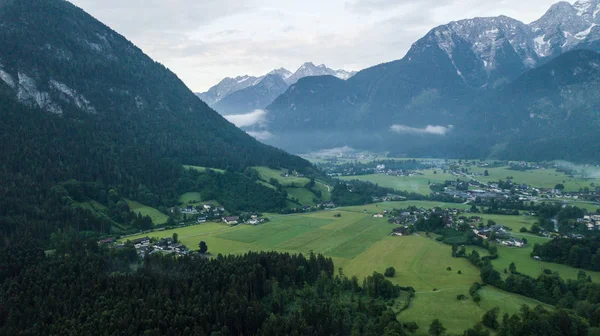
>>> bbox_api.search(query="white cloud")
[390,124,454,135]
[224,109,267,128]
[247,130,273,141]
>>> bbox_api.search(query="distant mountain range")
[247,0,600,162]
[196,62,356,115]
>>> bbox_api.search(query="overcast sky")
[70,0,560,92]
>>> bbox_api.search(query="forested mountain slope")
[0,0,312,243]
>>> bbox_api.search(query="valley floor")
[124,200,600,334]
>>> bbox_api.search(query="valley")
[3,0,600,334]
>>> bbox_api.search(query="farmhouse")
[131,236,150,248]
[98,237,115,245]
[223,216,239,225]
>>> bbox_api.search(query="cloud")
[390,124,454,135]
[247,131,273,141]
[224,109,267,128]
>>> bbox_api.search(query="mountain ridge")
[197,62,356,115]
[0,0,312,243]
[259,0,600,161]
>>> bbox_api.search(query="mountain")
[197,63,356,115]
[196,75,262,106]
[0,0,312,243]
[530,1,598,58]
[262,0,600,159]
[285,62,356,85]
[467,49,600,161]
[212,74,289,115]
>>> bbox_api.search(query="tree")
[429,319,446,336]
[482,307,500,329]
[403,322,419,333]
[509,262,517,274]
[555,183,565,191]
[464,323,490,336]
[384,267,396,277]
[199,241,208,254]
[172,232,179,243]
[484,170,489,177]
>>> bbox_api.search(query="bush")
[458,270,462,274]
[520,227,528,233]
[403,322,419,333]
[384,267,396,277]
[446,266,452,271]
[457,294,468,300]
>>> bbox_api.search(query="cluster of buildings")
[99,236,191,258]
[173,203,226,223]
[472,225,525,248]
[579,214,600,231]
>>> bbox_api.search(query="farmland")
[340,169,460,195]
[123,200,585,334]
[469,166,599,192]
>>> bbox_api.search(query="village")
[379,206,528,248]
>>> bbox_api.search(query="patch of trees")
[0,238,409,335]
[479,261,600,326]
[532,237,600,271]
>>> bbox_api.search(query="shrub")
[384,267,396,277]
[446,266,452,271]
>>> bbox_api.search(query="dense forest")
[0,238,409,336]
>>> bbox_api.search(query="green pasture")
[126,200,169,225]
[469,166,598,191]
[123,204,582,334]
[252,166,311,187]
[340,169,461,195]
[184,165,225,174]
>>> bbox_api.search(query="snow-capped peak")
[267,68,293,79]
[573,0,600,20]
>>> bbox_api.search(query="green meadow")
[123,201,585,334]
[183,165,226,174]
[126,199,169,225]
[252,166,311,187]
[340,169,463,195]
[469,166,599,191]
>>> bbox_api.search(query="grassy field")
[126,200,169,225]
[340,170,462,195]
[179,192,203,206]
[252,167,311,187]
[184,165,226,174]
[469,166,599,191]
[286,187,318,206]
[124,204,571,334]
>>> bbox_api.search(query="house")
[203,204,212,210]
[223,216,239,225]
[98,237,115,245]
[373,213,384,218]
[197,217,207,223]
[131,236,150,249]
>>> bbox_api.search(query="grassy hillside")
[126,200,169,226]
